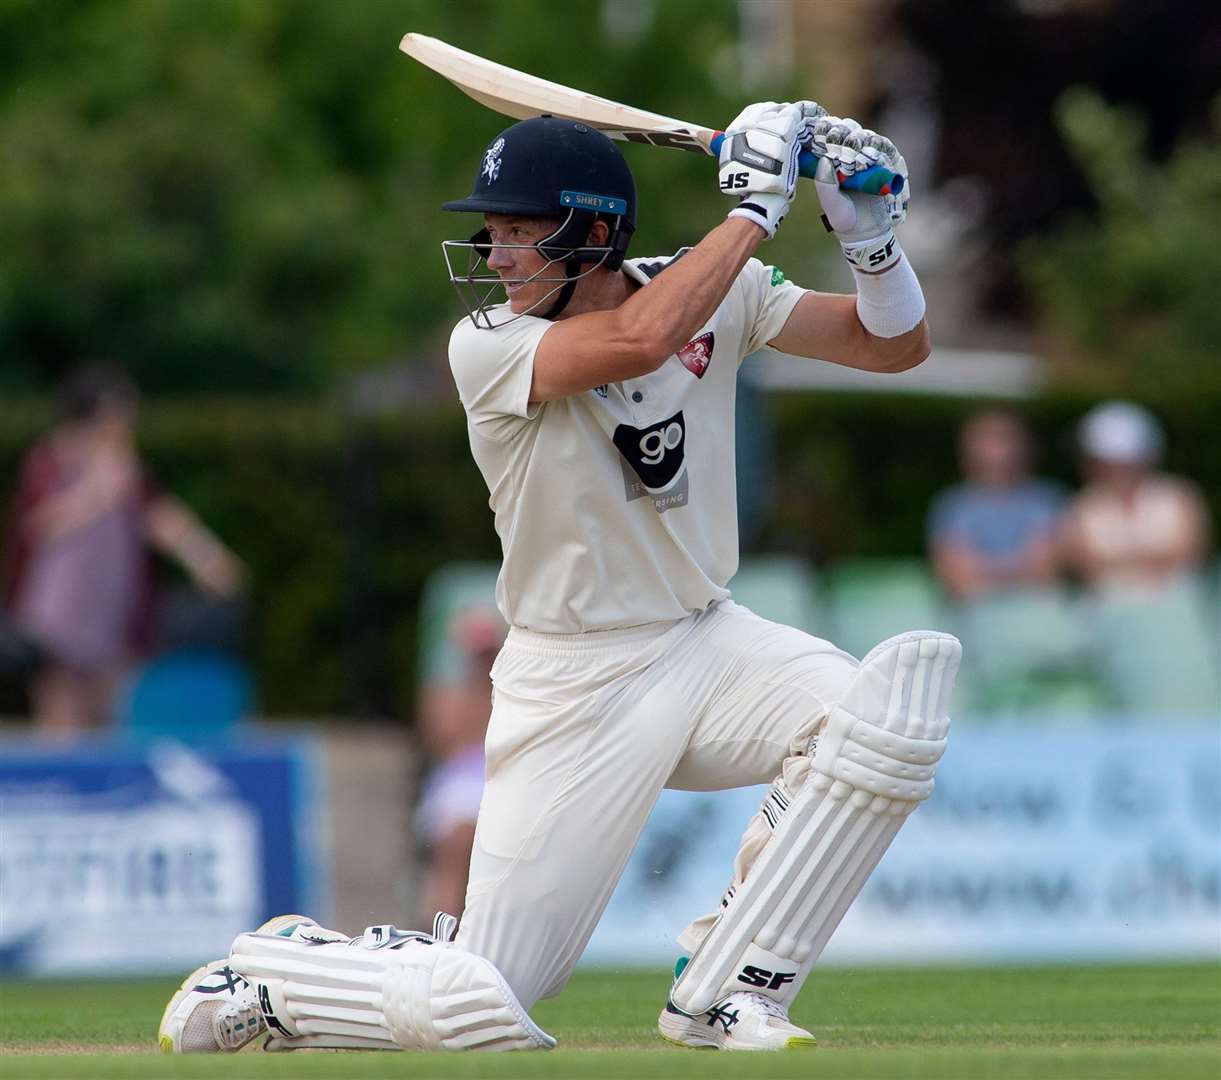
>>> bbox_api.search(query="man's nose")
[486,244,515,269]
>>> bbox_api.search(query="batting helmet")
[443,116,636,270]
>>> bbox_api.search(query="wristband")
[852,243,926,339]
[728,192,789,240]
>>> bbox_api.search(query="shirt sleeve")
[926,488,964,548]
[1029,481,1068,533]
[739,258,808,355]
[448,314,552,437]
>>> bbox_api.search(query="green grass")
[2,964,1218,1079]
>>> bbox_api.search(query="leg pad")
[671,631,960,1015]
[230,932,555,1052]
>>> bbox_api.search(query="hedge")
[2,387,1216,717]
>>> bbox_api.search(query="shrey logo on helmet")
[441,116,637,328]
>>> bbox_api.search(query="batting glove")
[809,116,911,272]
[718,102,809,239]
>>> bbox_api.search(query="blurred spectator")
[3,364,245,737]
[927,409,1066,602]
[1062,401,1212,592]
[414,605,504,923]
[1062,401,1217,714]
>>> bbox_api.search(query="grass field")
[2,963,1218,1079]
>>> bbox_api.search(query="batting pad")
[229,932,556,1052]
[671,631,960,1015]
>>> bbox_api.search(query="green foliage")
[1022,89,1221,391]
[0,0,834,395]
[766,387,1220,563]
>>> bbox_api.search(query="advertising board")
[585,724,1221,966]
[0,736,329,976]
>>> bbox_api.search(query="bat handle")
[797,148,903,196]
[710,133,904,197]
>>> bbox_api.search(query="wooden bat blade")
[399,33,717,155]
[399,33,904,195]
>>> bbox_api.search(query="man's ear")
[586,219,610,247]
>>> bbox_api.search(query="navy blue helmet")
[443,116,636,270]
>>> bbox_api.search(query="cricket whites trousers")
[454,599,857,1010]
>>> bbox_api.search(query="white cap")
[1079,400,1164,464]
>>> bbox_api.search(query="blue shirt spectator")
[928,410,1066,601]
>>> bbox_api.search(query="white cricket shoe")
[658,992,817,1051]
[158,914,327,1053]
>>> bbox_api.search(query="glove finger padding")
[795,100,829,127]
[807,115,863,160]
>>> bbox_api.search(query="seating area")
[747,556,1221,719]
[424,559,1221,720]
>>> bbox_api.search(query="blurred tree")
[0,0,829,395]
[1022,89,1221,393]
[895,0,1221,324]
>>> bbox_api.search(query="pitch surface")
[2,964,1218,1078]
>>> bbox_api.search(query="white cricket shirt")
[448,255,806,633]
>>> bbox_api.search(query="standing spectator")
[928,408,1066,601]
[1062,401,1216,713]
[1062,401,1212,592]
[414,605,504,923]
[3,365,245,737]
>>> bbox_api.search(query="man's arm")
[530,217,763,402]
[530,102,809,403]
[768,286,929,373]
[770,112,929,374]
[144,496,246,597]
[933,531,1060,601]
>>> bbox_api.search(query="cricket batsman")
[160,101,960,1053]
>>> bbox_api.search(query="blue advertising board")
[584,722,1221,966]
[0,735,330,977]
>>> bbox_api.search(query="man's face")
[483,214,564,313]
[960,412,1031,487]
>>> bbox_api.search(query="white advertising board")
[584,723,1221,967]
[0,737,329,977]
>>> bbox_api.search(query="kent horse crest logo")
[482,137,505,183]
[678,332,714,378]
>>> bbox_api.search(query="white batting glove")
[809,116,911,272]
[795,99,830,128]
[718,102,808,239]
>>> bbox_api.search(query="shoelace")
[738,992,789,1021]
[215,1002,265,1049]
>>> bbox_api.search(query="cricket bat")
[399,33,902,196]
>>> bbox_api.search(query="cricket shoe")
[159,915,337,1053]
[658,992,817,1051]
